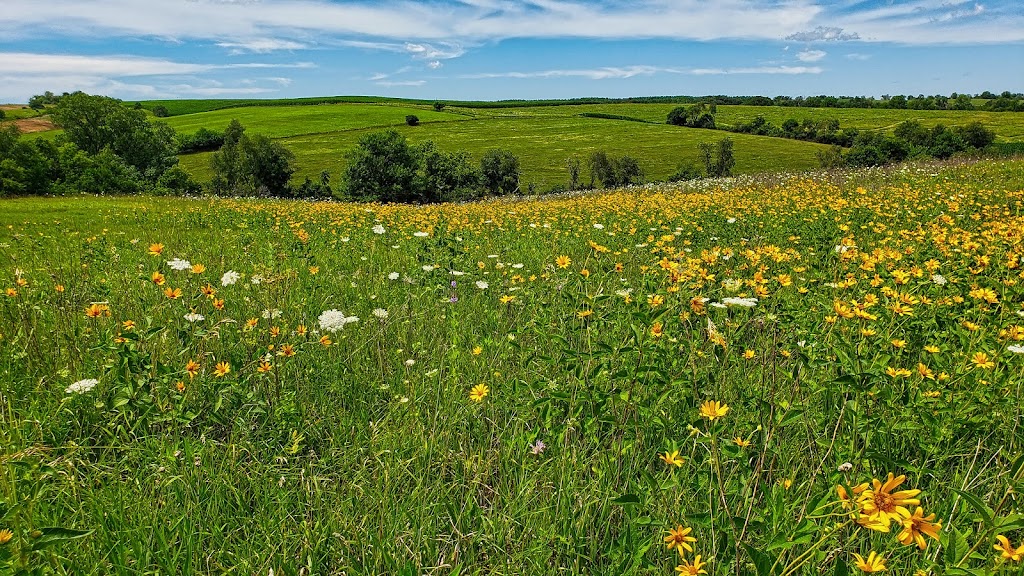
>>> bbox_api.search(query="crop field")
[1,158,1023,574]
[174,106,830,187]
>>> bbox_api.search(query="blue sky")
[0,0,1022,103]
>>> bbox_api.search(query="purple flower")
[530,439,546,455]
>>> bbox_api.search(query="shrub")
[669,163,702,182]
[698,137,735,178]
[343,129,420,202]
[405,115,420,126]
[419,142,481,203]
[433,102,446,112]
[152,105,169,118]
[480,149,520,196]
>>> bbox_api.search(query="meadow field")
[1,158,1023,574]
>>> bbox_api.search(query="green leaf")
[610,494,641,506]
[29,527,93,551]
[834,557,849,576]
[951,488,994,526]
[742,543,778,576]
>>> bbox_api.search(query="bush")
[480,149,520,196]
[177,128,225,154]
[697,137,735,178]
[669,163,702,182]
[565,155,582,190]
[152,105,169,118]
[419,143,481,203]
[405,115,420,126]
[433,102,446,112]
[816,146,846,169]
[210,120,295,197]
[667,103,716,129]
[343,129,420,202]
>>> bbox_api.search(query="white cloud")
[463,64,823,80]
[689,65,823,75]
[797,49,827,62]
[427,60,443,69]
[0,52,304,101]
[845,53,871,60]
[375,80,427,87]
[216,38,309,54]
[786,26,860,42]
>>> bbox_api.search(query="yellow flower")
[733,437,751,447]
[499,295,516,304]
[742,349,756,359]
[122,320,136,331]
[971,351,995,369]
[852,551,887,573]
[699,400,729,421]
[0,528,13,545]
[163,287,182,300]
[995,535,1024,562]
[84,303,108,318]
[580,268,590,278]
[897,507,941,550]
[54,284,65,293]
[664,525,697,556]
[257,361,273,373]
[891,339,906,349]
[278,344,296,357]
[924,345,940,354]
[148,243,164,256]
[577,309,594,319]
[213,361,231,377]
[650,322,664,338]
[469,384,489,402]
[185,359,200,379]
[675,555,707,575]
[660,450,685,467]
[190,264,206,274]
[201,284,216,297]
[151,271,166,285]
[319,335,332,347]
[175,381,186,393]
[555,255,571,268]
[309,266,319,275]
[857,473,921,527]
[472,346,483,355]
[648,294,665,308]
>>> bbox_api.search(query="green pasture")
[177,114,830,188]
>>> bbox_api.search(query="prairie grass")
[1,159,1023,574]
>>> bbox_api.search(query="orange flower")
[213,361,231,377]
[148,243,164,256]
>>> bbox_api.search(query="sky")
[0,0,1022,103]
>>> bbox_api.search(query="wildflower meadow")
[1,158,1023,575]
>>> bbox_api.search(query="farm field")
[1,158,1023,574]
[177,113,830,187]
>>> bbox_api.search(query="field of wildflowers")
[1,158,1023,574]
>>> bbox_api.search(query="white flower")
[414,231,429,237]
[614,288,633,298]
[721,279,743,293]
[722,297,758,308]
[931,274,947,286]
[592,223,604,229]
[710,302,728,309]
[66,378,98,395]
[404,359,415,366]
[475,281,489,290]
[450,270,466,276]
[318,309,359,332]
[167,258,191,271]
[372,308,389,319]
[833,245,851,254]
[372,224,386,235]
[262,309,282,319]
[341,236,350,242]
[1008,345,1024,354]
[727,217,737,224]
[184,312,205,323]
[388,272,400,280]
[1017,310,1024,318]
[250,274,264,285]
[512,263,524,269]
[221,270,240,286]
[422,265,436,272]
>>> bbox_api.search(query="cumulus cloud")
[216,38,309,54]
[785,26,860,42]
[797,49,827,62]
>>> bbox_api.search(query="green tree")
[433,102,446,112]
[698,137,735,178]
[52,92,177,177]
[480,149,520,196]
[588,151,615,188]
[614,155,643,186]
[419,142,480,203]
[343,129,420,202]
[565,155,582,190]
[239,134,295,196]
[405,115,420,126]
[152,105,169,117]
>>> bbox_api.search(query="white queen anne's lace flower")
[66,378,98,394]
[372,224,386,235]
[1008,345,1024,354]
[167,258,191,271]
[388,272,400,280]
[318,309,359,332]
[184,313,205,323]
[372,308,389,319]
[475,281,489,290]
[221,270,240,286]
[931,274,947,286]
[722,297,758,308]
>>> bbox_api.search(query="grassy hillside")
[176,112,830,188]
